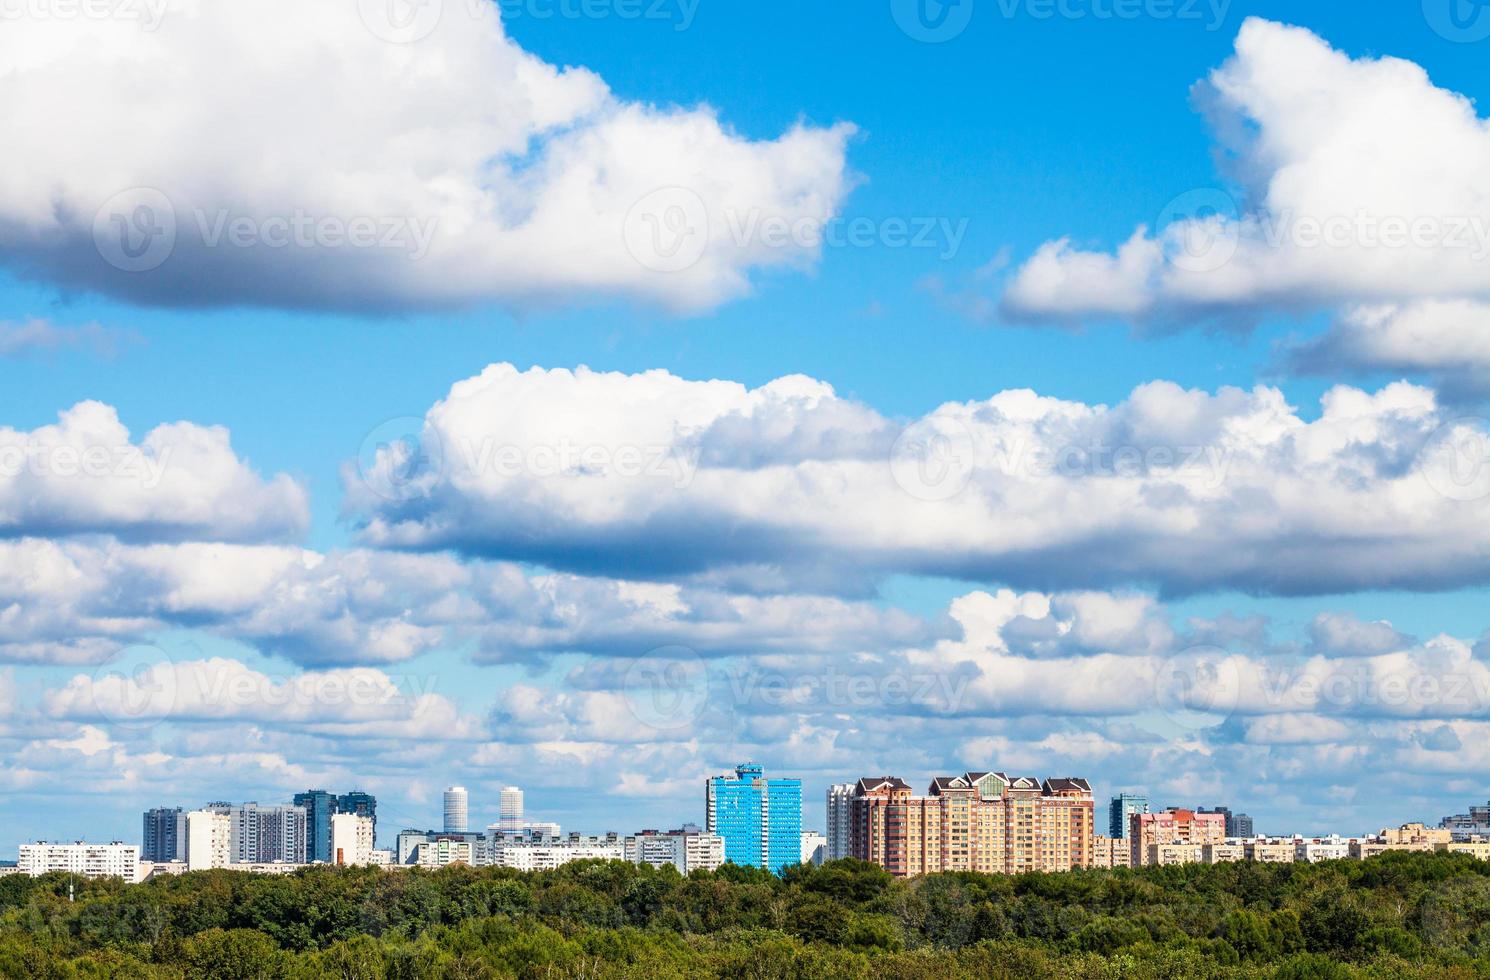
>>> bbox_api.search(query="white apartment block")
[224,804,308,865]
[826,783,855,861]
[331,813,375,867]
[626,827,725,873]
[186,810,232,871]
[801,830,827,866]
[18,843,139,881]
[415,839,474,868]
[1295,837,1353,862]
[486,833,626,871]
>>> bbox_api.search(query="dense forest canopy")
[3,852,1490,978]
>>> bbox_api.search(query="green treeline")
[3,851,1490,978]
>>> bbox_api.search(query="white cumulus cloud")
[0,0,855,313]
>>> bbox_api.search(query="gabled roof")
[1042,777,1093,795]
[855,776,911,795]
[928,775,979,794]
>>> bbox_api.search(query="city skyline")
[5,1,1490,851]
[13,769,1489,867]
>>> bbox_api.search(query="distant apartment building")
[485,833,626,871]
[1295,837,1353,862]
[1444,840,1490,860]
[499,787,524,832]
[18,843,138,881]
[626,825,726,873]
[293,790,336,863]
[1244,840,1295,863]
[1353,823,1452,859]
[706,764,802,874]
[337,792,378,845]
[185,810,232,871]
[1441,802,1490,841]
[1150,843,1205,866]
[1203,843,1246,864]
[1108,794,1149,839]
[1090,835,1132,869]
[142,808,186,863]
[395,828,478,865]
[1201,806,1255,839]
[219,803,307,864]
[1130,809,1226,867]
[826,783,855,862]
[443,787,469,834]
[414,838,475,868]
[801,830,827,866]
[331,813,375,867]
[849,771,1094,878]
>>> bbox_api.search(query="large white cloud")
[0,0,854,313]
[0,538,940,666]
[0,401,307,543]
[347,363,1490,597]
[1287,301,1490,397]
[998,19,1490,387]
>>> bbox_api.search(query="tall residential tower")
[705,764,802,874]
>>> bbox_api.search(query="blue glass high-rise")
[1109,793,1150,839]
[293,790,335,863]
[706,763,802,874]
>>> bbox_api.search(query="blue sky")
[4,0,1490,854]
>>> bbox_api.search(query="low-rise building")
[1148,843,1205,866]
[1441,840,1490,860]
[18,842,139,881]
[1295,837,1353,863]
[1089,835,1132,869]
[485,833,626,871]
[414,839,474,868]
[626,826,725,873]
[1353,823,1452,860]
[138,861,189,880]
[1245,840,1295,863]
[801,830,827,866]
[1203,843,1246,864]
